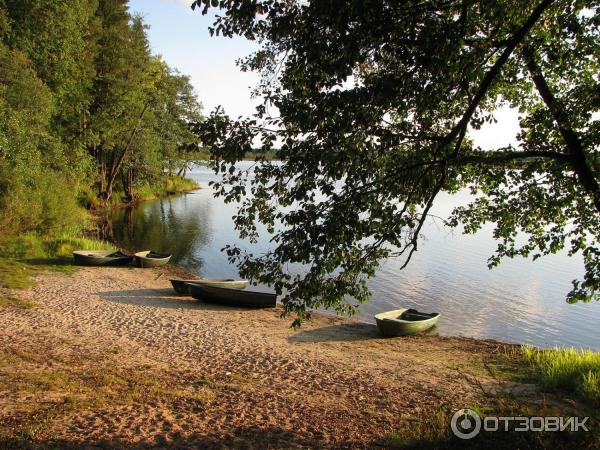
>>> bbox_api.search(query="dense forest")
[0,0,203,236]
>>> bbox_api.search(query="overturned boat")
[187,283,276,308]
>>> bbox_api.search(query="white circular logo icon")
[451,408,481,439]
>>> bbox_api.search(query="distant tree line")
[0,0,203,235]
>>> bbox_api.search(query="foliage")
[0,38,83,234]
[0,0,203,240]
[522,345,600,406]
[89,4,203,202]
[193,0,599,323]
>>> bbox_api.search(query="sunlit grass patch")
[386,410,449,448]
[386,398,596,449]
[0,232,114,290]
[134,176,200,202]
[163,176,199,194]
[522,345,600,406]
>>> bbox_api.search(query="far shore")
[0,263,592,448]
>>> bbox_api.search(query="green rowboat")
[73,250,133,267]
[374,308,440,337]
[170,279,248,296]
[134,251,172,268]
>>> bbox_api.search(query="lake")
[107,162,600,350]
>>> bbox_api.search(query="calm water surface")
[108,163,599,350]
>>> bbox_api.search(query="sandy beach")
[0,265,525,448]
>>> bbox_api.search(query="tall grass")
[0,232,114,290]
[522,345,600,406]
[80,176,200,207]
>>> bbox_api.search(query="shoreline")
[0,268,524,447]
[87,178,201,213]
[0,264,592,447]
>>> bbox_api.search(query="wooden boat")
[374,308,440,337]
[73,250,133,267]
[134,250,172,268]
[170,278,248,296]
[187,283,276,308]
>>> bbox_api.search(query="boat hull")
[374,308,440,337]
[134,251,172,268]
[73,251,133,267]
[187,283,276,308]
[171,279,248,296]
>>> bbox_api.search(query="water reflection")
[107,162,600,350]
[107,194,212,272]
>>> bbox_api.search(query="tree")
[1,0,204,236]
[89,5,157,202]
[0,24,83,233]
[192,0,599,324]
[5,0,99,173]
[155,70,204,179]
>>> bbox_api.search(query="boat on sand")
[73,250,133,267]
[170,278,248,295]
[134,251,172,268]
[374,308,440,337]
[187,283,276,308]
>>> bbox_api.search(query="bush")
[0,169,86,234]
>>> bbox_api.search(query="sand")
[0,266,516,448]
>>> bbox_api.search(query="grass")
[522,345,600,406]
[385,399,597,449]
[163,176,199,195]
[0,231,114,292]
[134,176,199,202]
[81,176,200,209]
[384,346,600,449]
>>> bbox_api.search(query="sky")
[129,0,260,118]
[128,0,520,150]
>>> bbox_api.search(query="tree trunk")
[100,103,149,203]
[122,167,135,203]
[98,146,108,201]
[177,165,187,178]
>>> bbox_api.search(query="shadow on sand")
[21,257,74,267]
[0,426,395,450]
[288,323,440,343]
[288,322,381,343]
[98,288,260,312]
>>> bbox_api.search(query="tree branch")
[454,150,570,166]
[522,44,600,213]
[108,102,150,186]
[443,0,555,157]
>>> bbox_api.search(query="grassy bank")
[522,346,600,406]
[0,232,113,296]
[0,174,198,294]
[385,347,599,449]
[80,176,200,210]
